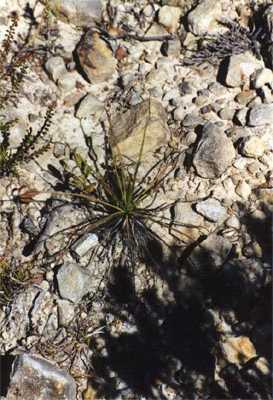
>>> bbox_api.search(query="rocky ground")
[0,0,272,399]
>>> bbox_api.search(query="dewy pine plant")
[45,100,195,272]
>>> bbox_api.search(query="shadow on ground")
[87,204,272,399]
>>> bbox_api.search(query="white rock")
[173,105,187,121]
[76,93,104,120]
[57,71,80,92]
[70,233,99,259]
[241,136,266,158]
[248,104,273,126]
[45,0,102,26]
[174,202,204,226]
[57,299,75,326]
[252,68,273,89]
[158,5,181,33]
[187,0,222,36]
[225,52,264,88]
[226,216,240,229]
[44,56,67,82]
[195,198,228,222]
[235,181,251,199]
[57,262,91,303]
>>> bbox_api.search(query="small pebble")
[235,181,251,199]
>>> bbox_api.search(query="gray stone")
[77,31,117,83]
[174,202,204,226]
[195,198,228,222]
[182,113,203,128]
[57,262,91,303]
[173,105,187,121]
[43,0,102,26]
[44,56,66,83]
[193,123,236,178]
[7,354,76,400]
[57,300,75,326]
[191,233,232,269]
[187,0,222,36]
[252,68,273,89]
[57,71,78,92]
[224,52,264,88]
[75,93,104,120]
[248,104,273,126]
[218,107,236,120]
[234,108,248,126]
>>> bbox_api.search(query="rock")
[182,113,203,128]
[45,56,66,82]
[57,300,75,326]
[0,288,40,352]
[57,262,91,303]
[187,0,222,36]
[195,198,228,222]
[43,0,102,26]
[158,6,181,33]
[259,85,273,104]
[7,354,76,400]
[174,202,204,226]
[161,38,182,57]
[75,94,104,120]
[224,52,264,88]
[241,136,266,158]
[70,233,99,259]
[234,108,248,126]
[162,0,192,7]
[173,105,187,121]
[235,181,251,199]
[110,99,169,160]
[221,336,257,365]
[218,107,236,121]
[255,357,271,375]
[190,233,233,269]
[57,71,79,92]
[193,123,236,178]
[248,104,273,126]
[76,31,117,83]
[235,89,256,105]
[226,216,240,229]
[252,68,273,89]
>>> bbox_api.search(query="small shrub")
[182,18,264,66]
[0,13,53,177]
[0,107,53,177]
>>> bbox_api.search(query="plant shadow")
[88,218,272,399]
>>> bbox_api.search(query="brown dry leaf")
[18,189,41,204]
[115,46,128,61]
